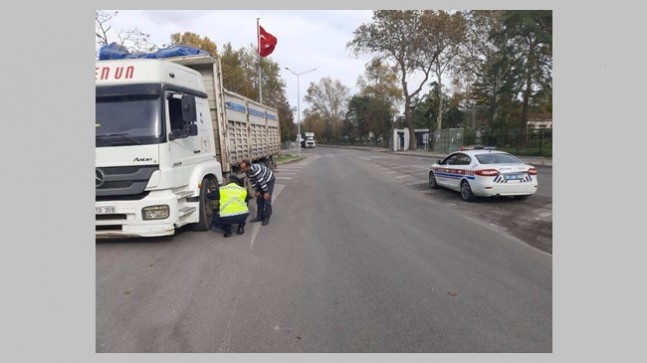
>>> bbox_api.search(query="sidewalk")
[312,145,553,168]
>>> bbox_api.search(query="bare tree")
[95,10,115,46]
[95,10,158,54]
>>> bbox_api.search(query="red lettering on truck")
[95,66,135,80]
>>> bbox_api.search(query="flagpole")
[257,18,262,103]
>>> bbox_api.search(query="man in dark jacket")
[239,159,275,226]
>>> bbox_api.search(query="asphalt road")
[96,147,552,352]
[342,148,553,253]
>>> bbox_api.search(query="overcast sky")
[98,10,401,119]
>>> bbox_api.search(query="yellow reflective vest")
[219,182,249,217]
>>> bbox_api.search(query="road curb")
[320,145,552,168]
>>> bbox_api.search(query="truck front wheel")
[192,177,217,231]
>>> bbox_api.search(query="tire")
[460,180,476,202]
[428,171,439,189]
[192,177,217,231]
[513,195,529,201]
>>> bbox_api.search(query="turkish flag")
[259,25,277,57]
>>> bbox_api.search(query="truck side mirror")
[181,94,197,123]
[186,123,198,136]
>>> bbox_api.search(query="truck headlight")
[142,205,170,220]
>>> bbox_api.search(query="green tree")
[495,10,552,143]
[169,31,219,56]
[219,43,295,142]
[366,97,395,144]
[357,57,402,108]
[349,10,451,150]
[346,95,395,146]
[302,113,326,141]
[257,54,294,143]
[473,45,521,133]
[220,43,257,99]
[458,11,518,133]
[427,11,468,131]
[351,57,401,145]
[452,11,503,132]
[303,77,350,143]
[345,95,372,141]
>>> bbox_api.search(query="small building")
[391,128,430,151]
[527,114,552,132]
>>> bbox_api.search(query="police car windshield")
[96,95,163,147]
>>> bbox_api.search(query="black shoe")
[262,219,269,226]
[250,217,262,223]
[223,230,232,238]
[237,223,245,234]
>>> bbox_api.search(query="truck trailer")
[95,50,280,238]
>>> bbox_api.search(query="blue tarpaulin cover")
[99,43,211,60]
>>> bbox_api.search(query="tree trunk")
[437,73,443,131]
[521,40,536,148]
[404,99,417,150]
[521,78,531,147]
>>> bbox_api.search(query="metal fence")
[464,128,553,157]
[306,127,552,157]
[430,128,464,154]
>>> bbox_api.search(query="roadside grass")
[498,146,553,157]
[275,153,301,164]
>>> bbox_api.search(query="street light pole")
[285,67,316,156]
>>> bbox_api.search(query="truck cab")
[95,59,222,237]
[303,132,316,148]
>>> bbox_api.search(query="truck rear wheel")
[192,177,217,231]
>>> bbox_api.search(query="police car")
[428,149,538,202]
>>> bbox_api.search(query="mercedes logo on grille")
[96,168,106,188]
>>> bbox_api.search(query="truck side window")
[169,97,183,133]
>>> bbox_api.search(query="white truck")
[303,132,316,148]
[95,53,281,238]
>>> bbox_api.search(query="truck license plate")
[96,206,116,214]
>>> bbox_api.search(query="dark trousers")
[256,177,275,221]
[212,212,249,231]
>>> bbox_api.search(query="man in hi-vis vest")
[207,175,250,237]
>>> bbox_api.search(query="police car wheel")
[460,180,476,202]
[428,171,439,189]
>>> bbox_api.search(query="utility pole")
[285,67,316,156]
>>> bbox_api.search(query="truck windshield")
[96,95,163,147]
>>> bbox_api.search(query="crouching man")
[206,175,250,237]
